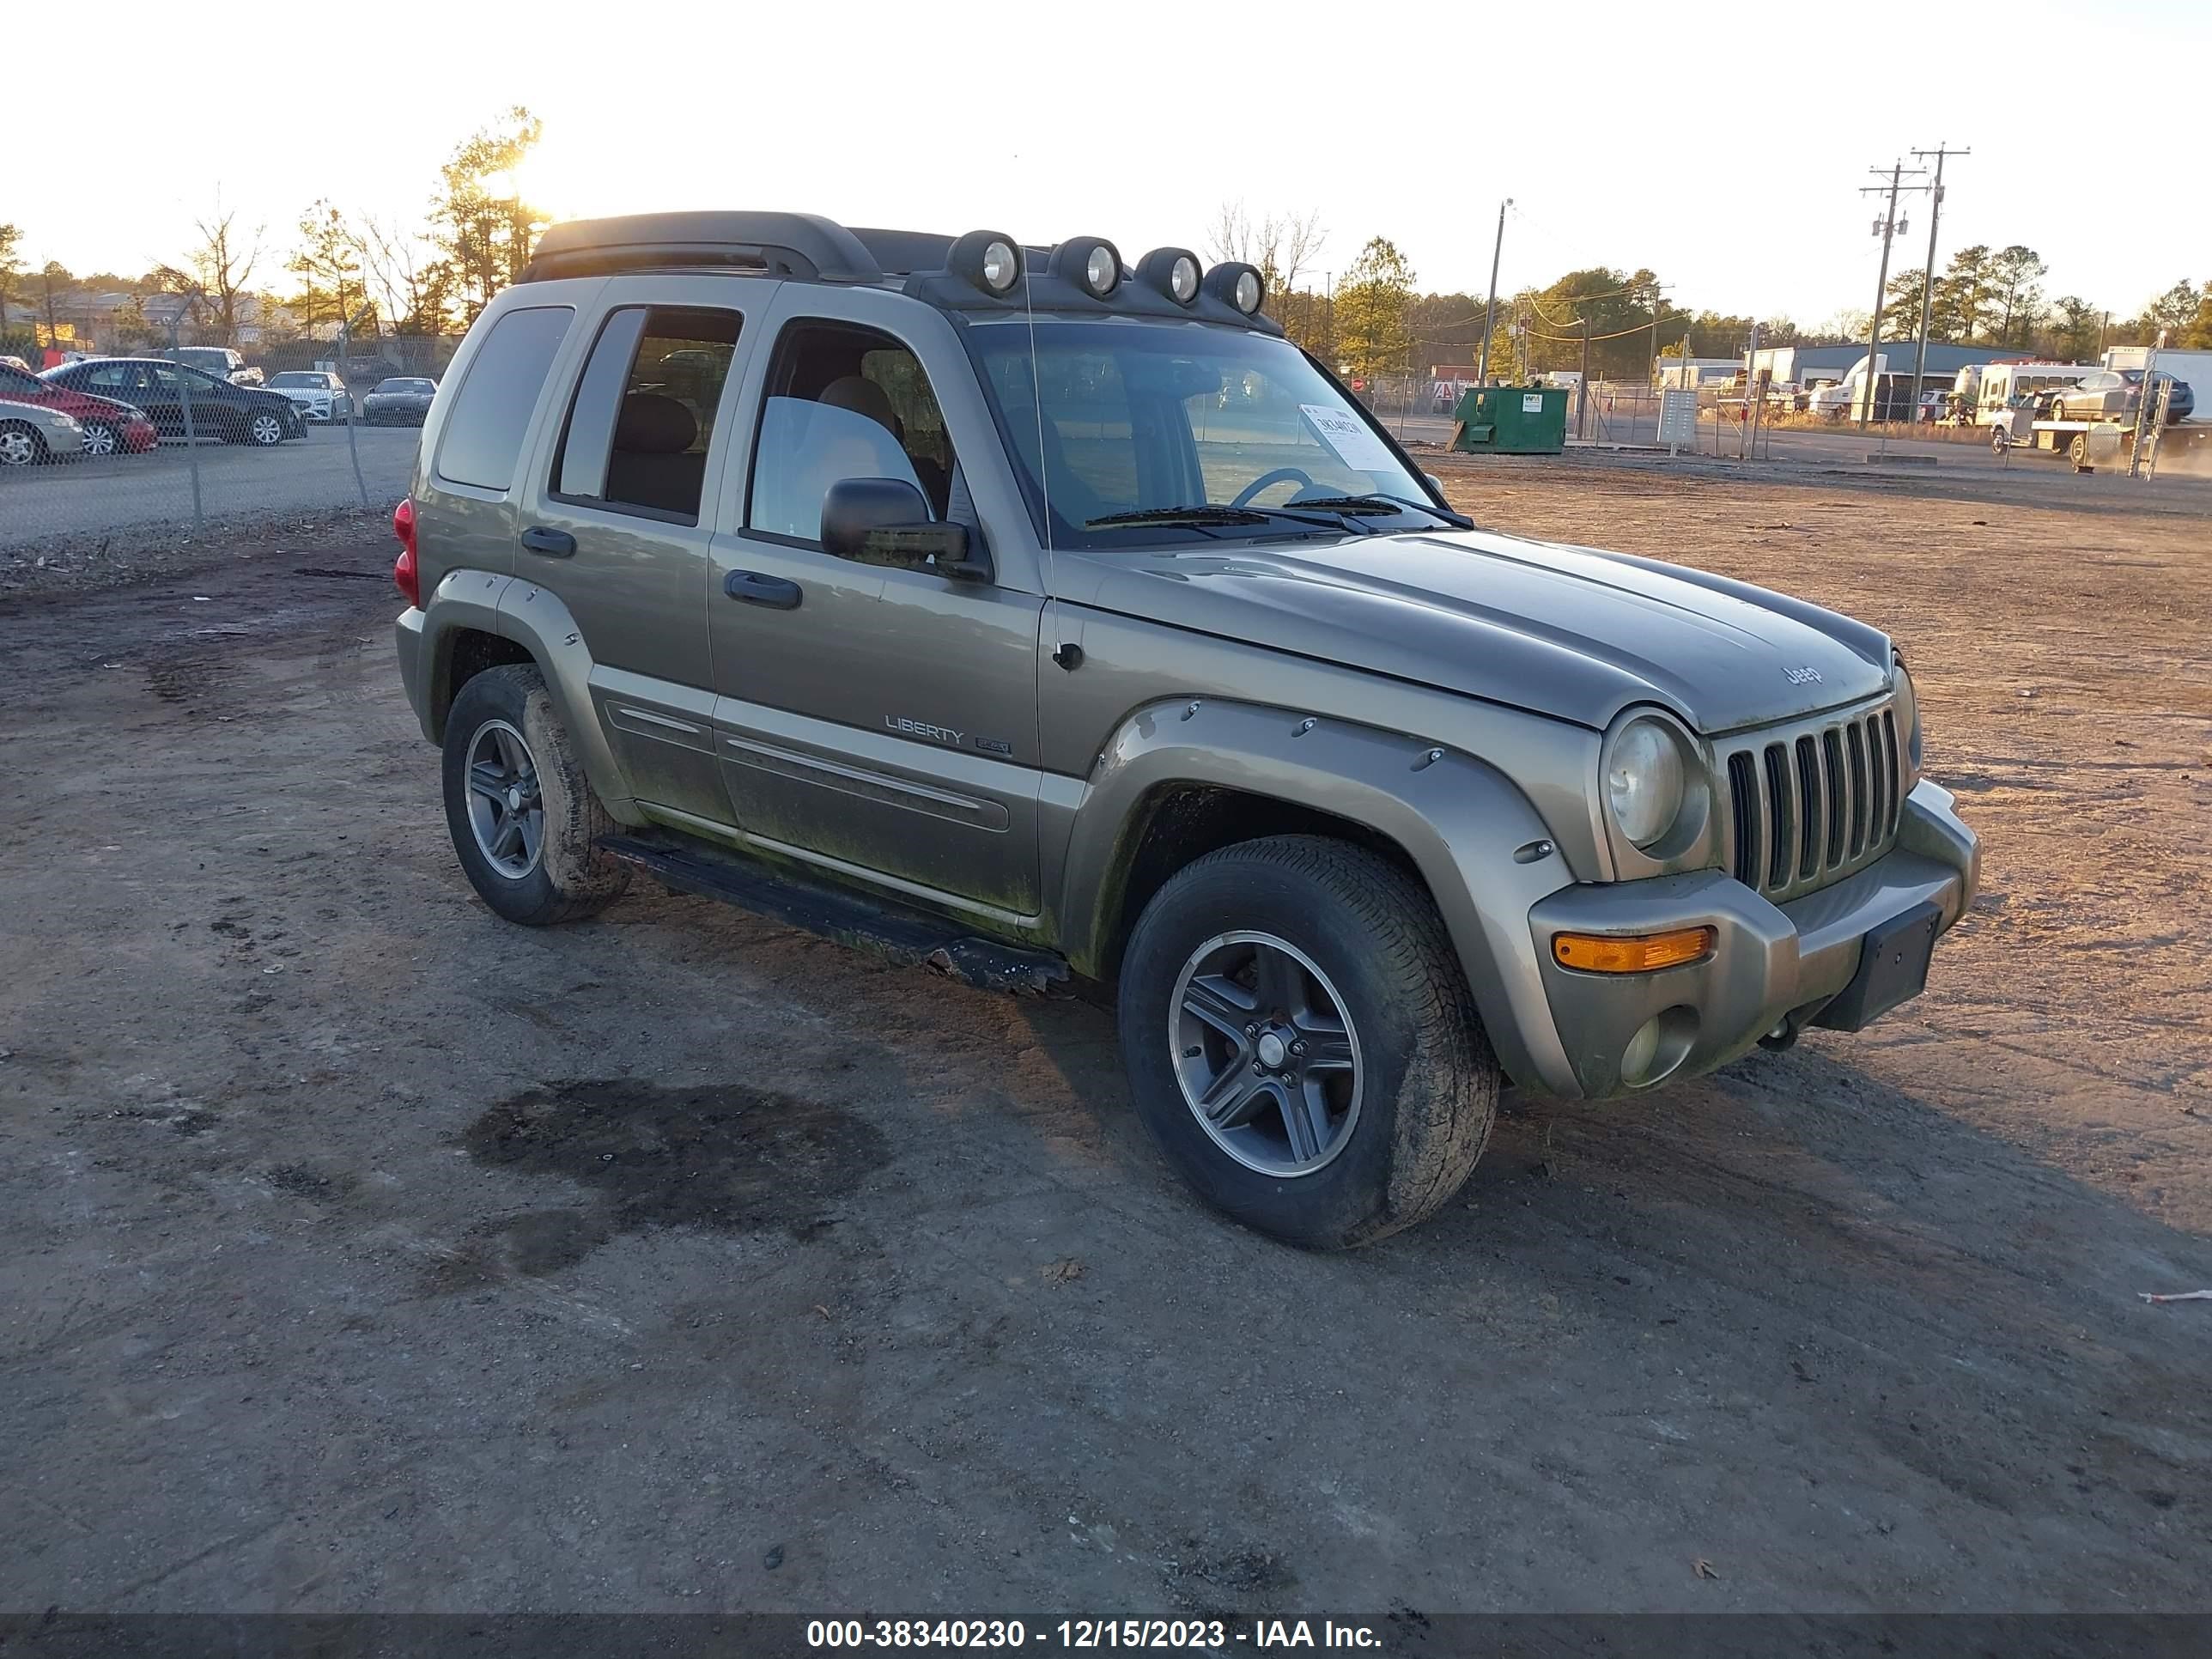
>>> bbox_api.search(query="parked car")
[389,209,1979,1250]
[265,369,354,424]
[0,354,33,374]
[41,358,305,447]
[0,398,86,466]
[2050,368,2195,424]
[0,361,159,456]
[155,345,264,386]
[362,376,438,427]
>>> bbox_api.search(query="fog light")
[1552,927,1715,974]
[1171,255,1199,301]
[1234,270,1262,313]
[1621,1017,1663,1087]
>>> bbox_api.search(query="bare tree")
[155,204,263,344]
[352,213,441,334]
[1206,201,1327,300]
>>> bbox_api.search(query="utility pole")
[1907,143,1969,425]
[1578,313,1591,439]
[1858,159,1928,428]
[1646,279,1668,388]
[1479,198,1510,385]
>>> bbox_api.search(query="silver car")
[0,398,86,466]
[264,370,354,424]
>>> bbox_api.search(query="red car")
[0,361,159,457]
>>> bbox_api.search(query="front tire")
[1117,836,1498,1249]
[0,421,46,467]
[441,665,631,926]
[243,409,287,446]
[81,421,118,457]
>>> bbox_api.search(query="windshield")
[379,379,433,392]
[269,373,325,387]
[964,319,1432,548]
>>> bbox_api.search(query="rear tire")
[441,664,631,926]
[1117,836,1498,1249]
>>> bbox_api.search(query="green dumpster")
[1450,385,1568,454]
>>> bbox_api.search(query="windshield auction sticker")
[1299,404,1401,473]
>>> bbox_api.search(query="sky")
[16,0,2209,330]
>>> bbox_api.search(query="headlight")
[1893,660,1923,787]
[1606,717,1687,848]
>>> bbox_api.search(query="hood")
[1063,526,1893,734]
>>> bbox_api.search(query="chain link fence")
[1,330,463,581]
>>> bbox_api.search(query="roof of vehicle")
[520,210,1283,336]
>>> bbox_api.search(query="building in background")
[1751,342,2008,390]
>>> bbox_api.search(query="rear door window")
[434,306,575,492]
[553,305,741,524]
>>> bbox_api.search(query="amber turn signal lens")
[1552,927,1716,974]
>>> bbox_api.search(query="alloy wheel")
[1169,931,1364,1176]
[464,719,545,879]
[0,427,37,467]
[250,413,283,445]
[82,423,117,456]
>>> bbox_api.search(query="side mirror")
[820,477,991,581]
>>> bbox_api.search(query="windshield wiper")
[1284,492,1474,529]
[1085,504,1357,536]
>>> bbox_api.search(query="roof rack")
[522,212,884,284]
[515,210,1283,337]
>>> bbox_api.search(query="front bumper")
[1524,779,1979,1098]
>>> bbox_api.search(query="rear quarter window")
[434,306,575,492]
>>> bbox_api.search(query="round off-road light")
[1137,248,1203,307]
[1085,244,1119,297]
[949,229,1023,297]
[1201,262,1266,316]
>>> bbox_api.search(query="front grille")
[1723,698,1901,902]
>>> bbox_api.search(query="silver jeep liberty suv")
[390,211,1980,1248]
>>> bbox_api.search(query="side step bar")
[596,833,1071,996]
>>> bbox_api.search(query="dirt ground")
[2,455,2209,1619]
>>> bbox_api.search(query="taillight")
[392,496,420,608]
